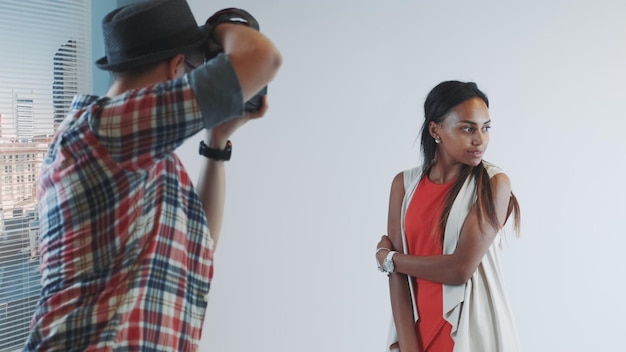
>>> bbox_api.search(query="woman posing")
[376,81,522,352]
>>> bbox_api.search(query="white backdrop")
[176,1,626,351]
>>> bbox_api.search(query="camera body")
[244,86,267,113]
[204,8,267,113]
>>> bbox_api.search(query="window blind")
[0,1,91,351]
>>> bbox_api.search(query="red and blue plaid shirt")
[25,55,244,351]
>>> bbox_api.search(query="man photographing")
[24,0,281,350]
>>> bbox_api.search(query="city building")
[53,40,78,131]
[1,38,76,352]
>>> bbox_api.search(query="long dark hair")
[419,81,521,240]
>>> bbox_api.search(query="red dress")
[404,176,455,352]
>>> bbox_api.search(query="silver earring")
[435,137,441,144]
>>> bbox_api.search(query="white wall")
[176,1,625,351]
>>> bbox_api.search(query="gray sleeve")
[188,53,245,129]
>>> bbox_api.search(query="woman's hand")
[389,341,400,351]
[376,235,394,267]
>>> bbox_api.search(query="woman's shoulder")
[389,166,422,195]
[482,160,506,178]
[398,166,422,191]
[401,166,422,181]
[482,161,512,195]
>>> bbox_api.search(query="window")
[0,1,91,350]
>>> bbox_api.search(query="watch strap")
[199,140,232,161]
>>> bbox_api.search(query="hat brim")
[96,27,208,71]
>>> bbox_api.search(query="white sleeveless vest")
[386,161,522,352]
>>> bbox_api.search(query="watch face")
[384,256,394,273]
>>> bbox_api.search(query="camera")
[204,8,267,113]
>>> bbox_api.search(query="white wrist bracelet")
[376,247,392,272]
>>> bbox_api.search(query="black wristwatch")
[199,140,232,161]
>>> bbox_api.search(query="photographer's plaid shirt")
[24,55,244,351]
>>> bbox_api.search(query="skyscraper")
[53,40,78,131]
[15,96,35,143]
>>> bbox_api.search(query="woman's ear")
[428,121,439,139]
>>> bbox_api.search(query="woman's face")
[430,97,491,167]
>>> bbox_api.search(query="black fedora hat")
[96,0,208,71]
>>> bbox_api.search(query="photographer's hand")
[209,95,268,148]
